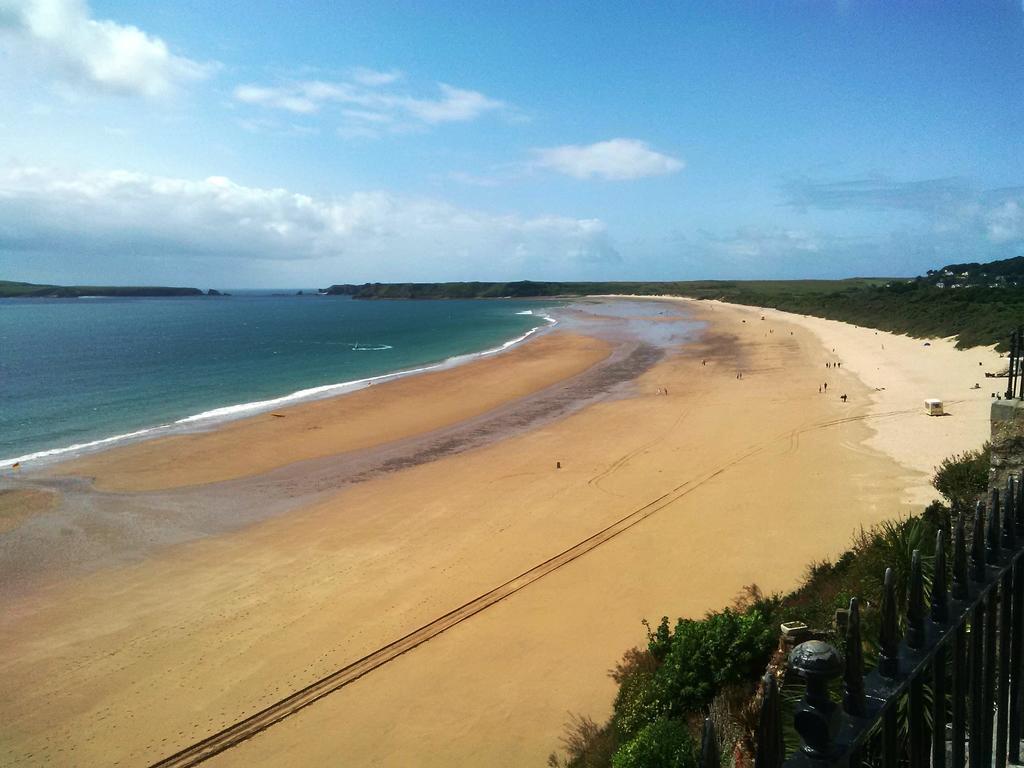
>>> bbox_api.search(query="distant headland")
[326,255,1024,350]
[0,280,224,298]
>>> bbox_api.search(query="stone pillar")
[990,400,1024,489]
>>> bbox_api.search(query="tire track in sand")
[150,403,925,767]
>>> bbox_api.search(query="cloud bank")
[0,0,210,97]
[0,165,619,281]
[784,176,1024,246]
[533,139,683,180]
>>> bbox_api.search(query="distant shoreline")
[0,279,219,298]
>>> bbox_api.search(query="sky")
[0,1,1022,288]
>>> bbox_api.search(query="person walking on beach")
[841,394,848,402]
[824,382,828,392]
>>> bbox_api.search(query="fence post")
[879,567,900,679]
[988,489,1002,565]
[879,567,900,768]
[953,514,968,601]
[969,502,987,768]
[984,491,1001,767]
[843,597,866,717]
[908,551,927,768]
[971,502,986,583]
[754,671,783,768]
[1011,325,1019,399]
[932,530,949,768]
[790,640,843,759]
[1007,331,1016,401]
[1010,478,1024,762]
[951,517,968,768]
[701,717,719,768]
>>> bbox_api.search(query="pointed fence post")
[881,568,903,768]
[997,550,1013,768]
[950,517,969,768]
[907,549,925,650]
[701,717,719,768]
[932,530,949,768]
[879,567,900,678]
[1010,481,1024,764]
[933,529,949,623]
[844,597,866,717]
[1016,472,1024,535]
[1007,330,1017,401]
[754,671,783,768]
[989,488,1003,565]
[984,491,1000,766]
[953,513,968,600]
[908,552,927,768]
[1003,476,1017,552]
[971,501,986,583]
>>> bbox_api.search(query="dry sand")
[0,299,1000,767]
[637,297,1004,505]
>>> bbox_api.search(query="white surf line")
[1,313,560,470]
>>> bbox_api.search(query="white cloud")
[232,73,506,136]
[0,0,211,97]
[232,84,321,114]
[532,139,684,181]
[349,67,402,86]
[0,165,619,280]
[399,84,504,124]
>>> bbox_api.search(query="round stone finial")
[789,640,843,679]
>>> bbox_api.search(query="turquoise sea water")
[0,294,554,465]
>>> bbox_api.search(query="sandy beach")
[0,298,1003,767]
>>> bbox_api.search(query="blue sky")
[0,0,1022,287]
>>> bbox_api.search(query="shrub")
[611,717,698,768]
[933,444,990,514]
[611,604,777,741]
[549,714,617,768]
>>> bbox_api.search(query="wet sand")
[50,331,616,494]
[0,299,997,767]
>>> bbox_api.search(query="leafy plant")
[933,444,990,514]
[611,717,697,768]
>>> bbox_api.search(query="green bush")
[611,717,697,768]
[612,605,777,741]
[611,663,661,740]
[933,444,990,513]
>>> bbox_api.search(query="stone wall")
[990,399,1024,490]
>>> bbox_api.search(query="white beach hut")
[924,398,944,416]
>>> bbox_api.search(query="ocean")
[0,294,556,466]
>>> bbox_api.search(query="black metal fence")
[1007,326,1024,400]
[742,476,1024,768]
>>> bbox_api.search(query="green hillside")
[325,259,1024,350]
[0,280,205,298]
